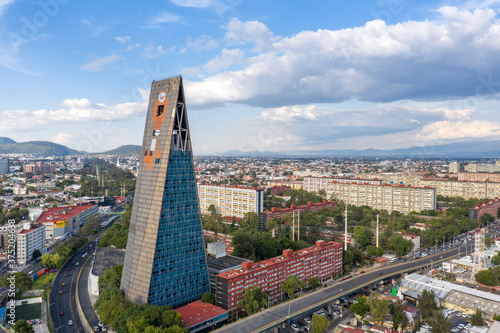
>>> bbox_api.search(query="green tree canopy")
[350,296,370,318]
[237,286,269,315]
[417,289,438,319]
[13,319,34,333]
[369,297,390,325]
[311,314,329,333]
[280,275,305,299]
[201,292,215,305]
[308,277,321,291]
[0,272,32,294]
[471,308,485,327]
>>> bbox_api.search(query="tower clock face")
[159,91,166,103]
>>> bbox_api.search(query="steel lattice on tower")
[472,228,486,278]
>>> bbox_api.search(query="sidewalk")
[33,299,50,333]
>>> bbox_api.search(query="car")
[304,317,311,324]
[64,273,68,277]
[67,268,71,271]
[59,311,64,316]
[75,262,79,266]
[298,321,305,327]
[72,262,75,265]
[101,327,108,332]
[93,326,100,332]
[61,282,66,286]
[59,290,63,295]
[326,313,334,320]
[99,321,103,327]
[68,320,73,326]
[291,323,299,331]
[378,272,383,275]
[359,271,365,274]
[82,254,86,258]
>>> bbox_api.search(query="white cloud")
[186,7,500,109]
[116,36,131,44]
[186,35,219,50]
[224,18,278,51]
[203,48,246,72]
[142,42,174,59]
[81,54,120,72]
[0,89,149,131]
[169,0,235,16]
[0,0,15,16]
[152,12,181,24]
[51,132,73,146]
[417,120,500,140]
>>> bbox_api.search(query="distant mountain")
[0,137,16,145]
[220,140,500,158]
[96,145,142,156]
[0,141,81,156]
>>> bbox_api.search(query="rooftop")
[207,255,246,272]
[36,205,96,222]
[175,300,227,328]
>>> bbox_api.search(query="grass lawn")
[32,273,55,290]
[15,303,41,321]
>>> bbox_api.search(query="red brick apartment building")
[259,200,337,229]
[215,240,343,315]
[267,185,292,196]
[468,197,500,221]
[458,172,500,182]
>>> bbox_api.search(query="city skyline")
[1,1,500,154]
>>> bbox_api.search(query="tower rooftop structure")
[121,76,210,307]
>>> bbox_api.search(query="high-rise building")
[449,161,460,174]
[0,160,9,174]
[17,222,46,266]
[121,77,210,308]
[197,184,264,218]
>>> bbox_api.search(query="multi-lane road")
[49,217,116,333]
[215,230,497,333]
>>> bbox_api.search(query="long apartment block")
[197,184,264,218]
[355,173,500,200]
[215,240,343,315]
[327,181,436,214]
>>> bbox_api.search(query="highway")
[215,226,500,333]
[49,244,91,333]
[49,216,117,333]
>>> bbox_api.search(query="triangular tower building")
[121,76,210,307]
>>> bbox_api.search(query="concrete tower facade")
[121,76,210,307]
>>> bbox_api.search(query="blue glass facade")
[147,149,210,307]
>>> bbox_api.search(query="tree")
[471,308,485,327]
[308,277,321,291]
[281,275,305,299]
[475,269,498,286]
[237,286,268,315]
[98,265,123,291]
[13,319,34,333]
[369,297,390,325]
[0,272,32,294]
[78,215,101,237]
[32,249,42,260]
[41,253,64,269]
[207,204,217,216]
[201,292,215,305]
[366,246,384,257]
[390,300,407,331]
[121,203,132,227]
[485,237,495,248]
[417,289,438,319]
[350,296,370,318]
[311,314,329,333]
[492,253,500,266]
[353,225,371,248]
[426,311,451,333]
[481,213,494,225]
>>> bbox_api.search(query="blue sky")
[1,0,500,154]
